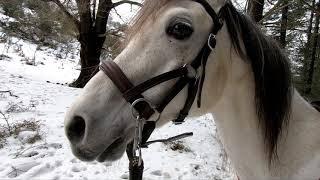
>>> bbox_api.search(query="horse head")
[64,0,234,162]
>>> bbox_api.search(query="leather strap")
[100,61,155,119]
[174,78,199,123]
[156,77,190,113]
[123,66,189,102]
[100,61,133,93]
[192,0,223,34]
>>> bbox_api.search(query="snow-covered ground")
[0,37,235,179]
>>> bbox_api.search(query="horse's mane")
[220,1,293,164]
[127,0,293,164]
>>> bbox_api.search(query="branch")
[259,0,284,23]
[98,28,126,38]
[109,32,125,38]
[113,7,126,24]
[142,132,193,147]
[112,0,142,8]
[42,0,80,30]
[0,90,18,98]
[301,0,320,15]
[266,0,276,6]
[0,111,11,134]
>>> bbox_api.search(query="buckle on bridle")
[208,33,217,51]
[131,98,161,122]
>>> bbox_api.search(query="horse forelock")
[220,1,293,165]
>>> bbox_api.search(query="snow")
[0,37,79,83]
[0,13,16,23]
[0,37,235,179]
[17,131,39,144]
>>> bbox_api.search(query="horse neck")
[273,90,320,178]
[199,50,265,179]
[207,64,269,177]
[197,20,320,178]
[198,27,270,177]
[203,46,320,178]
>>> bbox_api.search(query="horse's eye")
[166,21,194,40]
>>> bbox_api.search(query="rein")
[100,0,224,179]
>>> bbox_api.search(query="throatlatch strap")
[173,78,199,123]
[197,40,213,107]
[156,77,190,113]
[140,122,156,146]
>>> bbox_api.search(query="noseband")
[100,0,224,179]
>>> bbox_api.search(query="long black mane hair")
[220,1,293,164]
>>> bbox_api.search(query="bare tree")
[279,0,288,48]
[303,0,316,95]
[305,2,320,95]
[42,0,141,88]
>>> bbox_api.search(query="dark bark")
[70,0,112,88]
[279,0,289,49]
[306,0,316,46]
[303,0,316,93]
[42,0,140,88]
[305,2,320,95]
[70,33,101,88]
[70,0,141,88]
[248,0,265,22]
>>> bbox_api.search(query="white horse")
[64,0,320,179]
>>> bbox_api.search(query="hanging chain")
[132,115,144,166]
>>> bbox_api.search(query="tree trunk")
[303,0,316,94]
[279,0,289,49]
[43,0,141,88]
[306,0,316,46]
[70,33,102,88]
[305,2,320,95]
[70,0,112,88]
[248,0,265,22]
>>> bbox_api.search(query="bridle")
[100,0,224,179]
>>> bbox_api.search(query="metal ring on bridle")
[208,33,216,51]
[131,98,161,122]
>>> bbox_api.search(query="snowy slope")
[0,38,235,179]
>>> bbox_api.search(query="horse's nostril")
[67,116,86,143]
